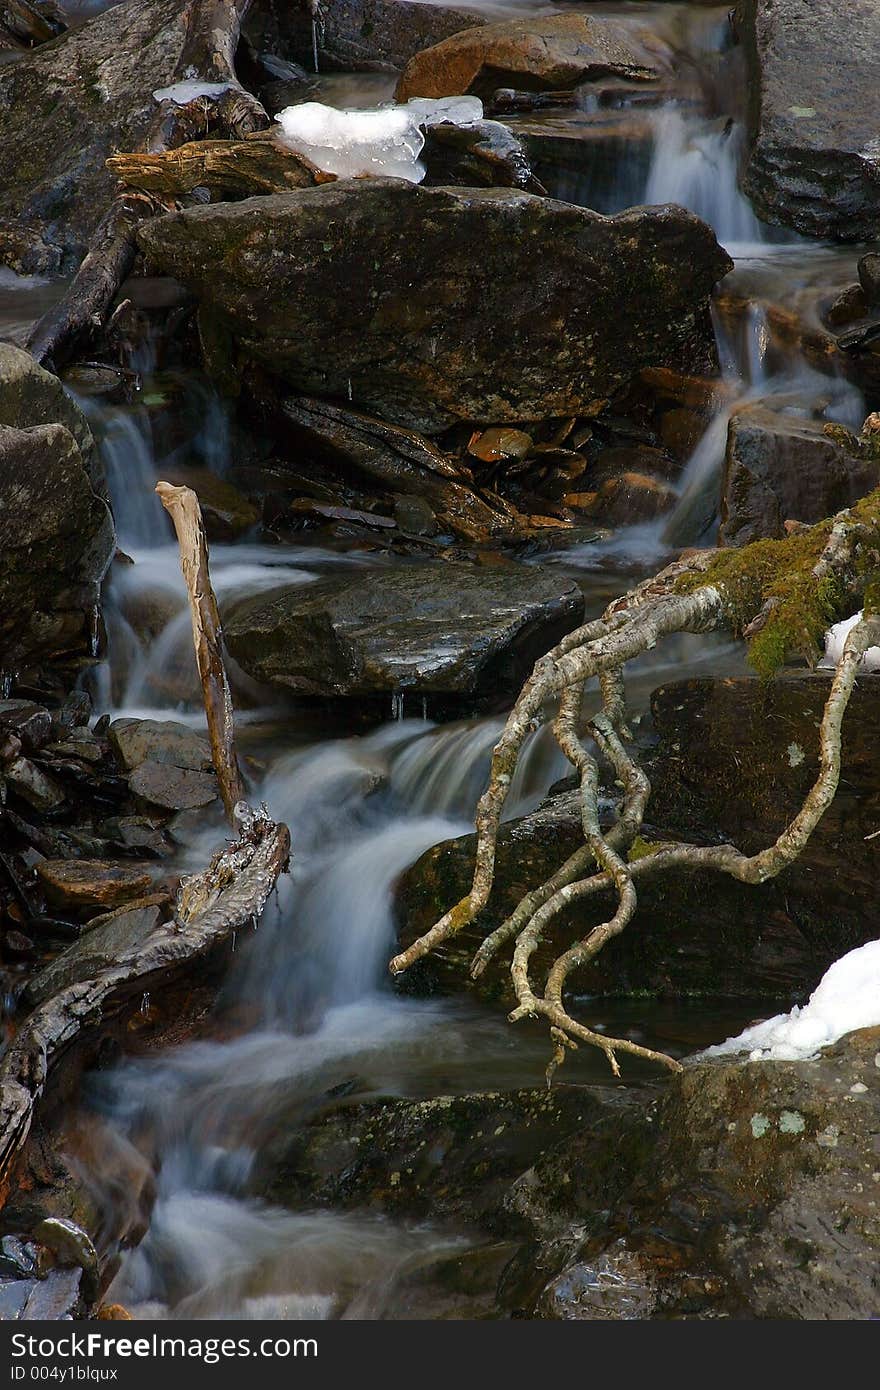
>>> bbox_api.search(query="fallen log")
[0,807,290,1207]
[107,134,329,200]
[156,481,246,823]
[27,0,269,370]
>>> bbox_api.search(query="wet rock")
[0,0,205,265]
[155,467,259,541]
[422,118,544,193]
[5,757,65,812]
[396,675,880,1004]
[396,14,663,102]
[20,1267,82,1320]
[0,1279,35,1319]
[580,471,677,525]
[0,700,51,752]
[35,859,155,915]
[25,901,163,1006]
[108,717,213,774]
[280,397,515,542]
[0,420,115,671]
[139,181,730,435]
[636,1026,880,1318]
[719,405,880,546]
[269,0,485,74]
[537,1243,657,1320]
[128,760,219,812]
[0,343,99,485]
[857,252,880,306]
[33,1218,99,1302]
[259,1086,637,1230]
[736,0,880,239]
[0,1236,37,1280]
[393,495,438,537]
[224,562,584,704]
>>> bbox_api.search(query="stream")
[1,0,875,1321]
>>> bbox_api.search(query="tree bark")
[107,134,326,200]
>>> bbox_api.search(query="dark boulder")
[0,0,197,266]
[263,0,486,75]
[138,181,730,435]
[719,404,880,546]
[224,562,584,704]
[0,420,114,671]
[396,675,880,1003]
[736,0,880,240]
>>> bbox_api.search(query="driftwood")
[0,807,290,1207]
[26,192,157,372]
[27,0,269,369]
[107,134,329,200]
[156,481,246,824]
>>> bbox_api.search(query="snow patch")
[820,610,880,672]
[274,97,483,183]
[153,81,233,105]
[705,939,880,1062]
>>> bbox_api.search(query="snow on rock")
[820,611,880,672]
[153,81,234,105]
[274,97,484,183]
[705,939,880,1062]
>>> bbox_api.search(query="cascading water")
[22,0,870,1322]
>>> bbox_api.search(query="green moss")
[627,836,663,863]
[676,487,880,678]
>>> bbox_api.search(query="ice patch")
[153,81,233,105]
[705,939,880,1062]
[274,97,484,183]
[820,610,880,672]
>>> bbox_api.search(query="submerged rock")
[396,14,663,102]
[719,405,880,546]
[224,561,584,704]
[138,181,730,435]
[737,0,880,239]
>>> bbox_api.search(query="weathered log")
[26,0,269,370]
[0,807,290,1208]
[156,481,246,824]
[26,193,157,370]
[107,134,328,200]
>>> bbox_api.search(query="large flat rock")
[224,561,585,702]
[138,180,730,435]
[737,0,880,239]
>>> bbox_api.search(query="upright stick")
[156,481,246,824]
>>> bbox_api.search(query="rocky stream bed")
[0,0,878,1322]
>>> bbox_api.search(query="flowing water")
[3,0,875,1320]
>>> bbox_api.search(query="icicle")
[311,17,319,74]
[140,992,150,1016]
[422,696,428,721]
